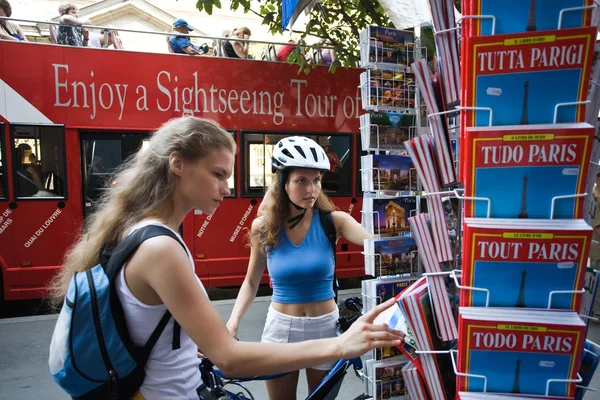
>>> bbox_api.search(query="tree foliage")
[195,0,462,72]
[196,0,393,72]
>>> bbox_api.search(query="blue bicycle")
[198,297,368,400]
[199,357,364,400]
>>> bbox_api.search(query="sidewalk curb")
[0,288,362,324]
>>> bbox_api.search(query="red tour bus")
[0,39,367,304]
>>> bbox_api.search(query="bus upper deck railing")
[0,16,339,64]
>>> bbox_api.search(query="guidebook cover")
[464,0,594,36]
[457,309,586,397]
[463,123,594,219]
[461,220,592,310]
[462,27,595,127]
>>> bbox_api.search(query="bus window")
[242,132,352,196]
[11,126,67,199]
[226,131,236,196]
[81,133,148,217]
[0,125,5,199]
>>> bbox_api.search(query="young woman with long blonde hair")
[50,119,402,399]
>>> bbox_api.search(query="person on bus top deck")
[0,1,27,41]
[226,136,379,400]
[49,118,403,400]
[169,18,206,56]
[223,26,251,59]
[57,3,90,47]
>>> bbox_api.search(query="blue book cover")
[463,28,595,127]
[467,0,595,36]
[463,124,595,219]
[458,309,586,397]
[461,220,592,310]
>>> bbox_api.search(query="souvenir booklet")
[359,26,415,68]
[360,68,416,110]
[575,339,600,400]
[360,111,415,151]
[362,196,417,237]
[462,27,596,128]
[402,362,429,400]
[462,218,592,310]
[361,154,417,193]
[397,278,455,399]
[364,237,418,276]
[426,0,461,107]
[463,0,595,37]
[409,212,457,341]
[420,196,461,261]
[404,134,441,193]
[412,59,457,185]
[457,308,586,397]
[463,123,595,219]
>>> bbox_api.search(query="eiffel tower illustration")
[526,0,537,32]
[511,359,522,393]
[520,81,530,125]
[518,174,529,219]
[515,269,527,307]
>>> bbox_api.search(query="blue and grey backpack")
[49,225,184,399]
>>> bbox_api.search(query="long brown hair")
[50,117,236,305]
[249,169,335,253]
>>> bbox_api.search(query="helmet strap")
[287,208,306,230]
[278,169,307,230]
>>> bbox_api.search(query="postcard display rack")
[358,1,600,399]
[358,24,462,400]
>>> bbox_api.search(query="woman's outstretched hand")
[337,297,405,360]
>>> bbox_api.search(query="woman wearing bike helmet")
[227,136,376,400]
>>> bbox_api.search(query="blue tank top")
[267,209,335,304]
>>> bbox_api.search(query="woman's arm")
[59,15,91,26]
[226,218,268,338]
[232,38,249,58]
[135,235,402,378]
[332,210,375,245]
[15,23,28,41]
[0,29,17,41]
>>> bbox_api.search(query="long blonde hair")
[249,169,335,254]
[50,117,236,304]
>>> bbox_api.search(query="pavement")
[1,289,600,400]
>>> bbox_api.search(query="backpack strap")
[104,224,187,359]
[319,210,339,302]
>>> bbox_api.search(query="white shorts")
[261,305,340,371]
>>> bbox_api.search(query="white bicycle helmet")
[272,136,330,172]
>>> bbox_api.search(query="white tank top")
[115,221,204,399]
